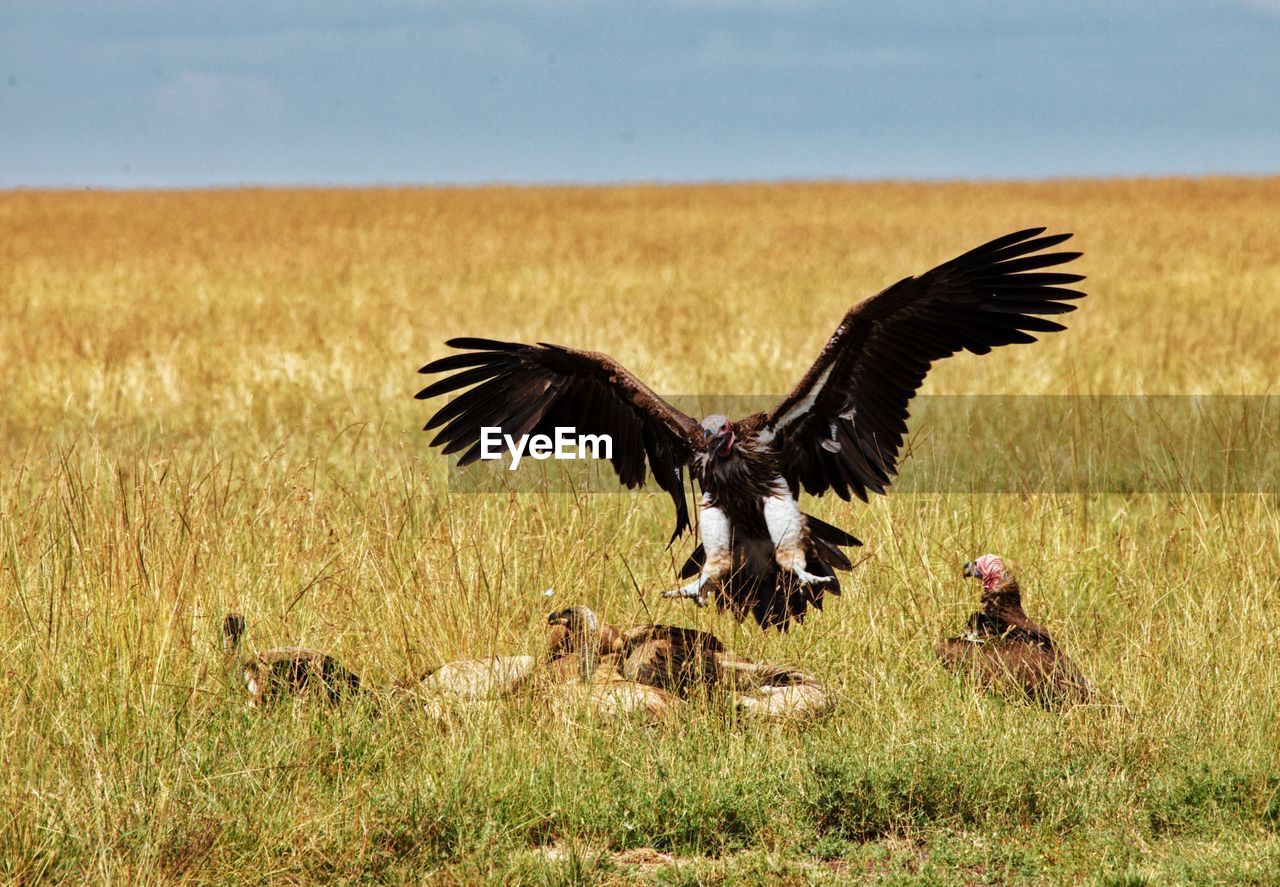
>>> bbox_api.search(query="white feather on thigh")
[762,485,807,572]
[663,496,733,603]
[699,497,733,578]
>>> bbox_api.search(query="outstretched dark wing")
[767,228,1085,500]
[416,338,703,541]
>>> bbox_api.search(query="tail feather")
[806,514,862,548]
[678,512,861,630]
[810,536,852,572]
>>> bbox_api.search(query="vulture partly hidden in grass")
[935,555,1095,707]
[417,229,1086,629]
[222,613,363,707]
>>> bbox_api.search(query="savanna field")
[2,179,1280,884]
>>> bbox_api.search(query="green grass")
[2,179,1280,883]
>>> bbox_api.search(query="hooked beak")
[706,427,734,458]
[963,561,980,579]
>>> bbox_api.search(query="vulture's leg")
[763,483,833,586]
[663,499,731,607]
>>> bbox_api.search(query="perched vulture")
[221,613,362,707]
[935,555,1094,707]
[418,229,1086,629]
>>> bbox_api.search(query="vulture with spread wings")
[416,228,1085,629]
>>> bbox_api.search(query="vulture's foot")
[662,577,710,608]
[790,566,835,586]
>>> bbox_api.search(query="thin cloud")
[153,71,283,128]
[693,29,927,69]
[3,0,1278,186]
[666,0,823,11]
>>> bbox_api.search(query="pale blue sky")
[3,1,1279,188]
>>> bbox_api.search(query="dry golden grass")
[2,178,1280,883]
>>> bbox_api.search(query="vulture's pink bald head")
[964,554,1009,592]
[700,414,735,457]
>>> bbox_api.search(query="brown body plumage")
[418,229,1086,629]
[546,606,829,721]
[547,606,724,691]
[935,556,1094,707]
[399,607,678,724]
[222,613,362,707]
[543,606,683,723]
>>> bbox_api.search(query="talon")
[664,577,710,607]
[790,566,834,586]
